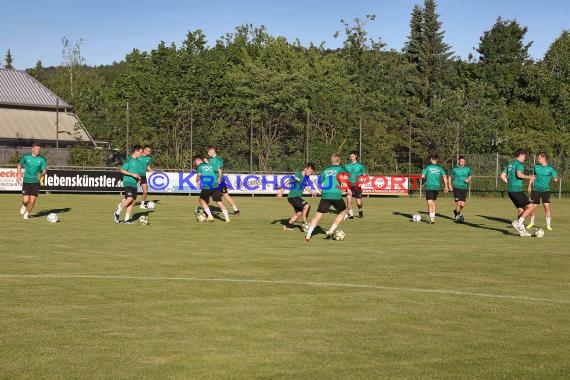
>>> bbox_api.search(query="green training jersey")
[449,165,472,189]
[208,156,224,173]
[288,171,307,198]
[502,160,525,192]
[138,155,153,175]
[126,155,152,176]
[344,161,366,187]
[422,164,446,191]
[19,154,47,184]
[532,164,558,192]
[320,164,347,200]
[196,162,219,189]
[121,156,143,187]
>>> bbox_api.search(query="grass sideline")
[1,193,569,379]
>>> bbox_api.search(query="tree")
[5,49,14,69]
[61,37,85,98]
[403,5,423,67]
[477,18,532,65]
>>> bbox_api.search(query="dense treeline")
[13,0,570,173]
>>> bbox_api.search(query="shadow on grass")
[34,208,71,217]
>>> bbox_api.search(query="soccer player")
[449,155,473,221]
[499,149,536,237]
[344,150,367,219]
[207,145,240,216]
[421,153,449,224]
[304,153,349,243]
[114,145,143,224]
[138,145,154,209]
[527,152,559,230]
[16,143,47,220]
[277,163,318,231]
[194,156,230,223]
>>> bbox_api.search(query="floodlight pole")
[126,101,130,154]
[56,98,60,165]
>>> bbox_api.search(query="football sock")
[232,205,239,211]
[546,217,551,227]
[306,227,314,239]
[429,212,435,219]
[204,207,213,217]
[222,210,229,219]
[329,224,338,234]
[348,210,353,217]
[116,204,123,214]
[530,215,535,224]
[125,213,131,221]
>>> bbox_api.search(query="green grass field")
[1,193,569,379]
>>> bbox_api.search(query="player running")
[277,163,318,231]
[500,149,536,237]
[114,145,143,224]
[194,156,230,223]
[138,145,154,209]
[207,145,240,216]
[449,155,473,222]
[527,152,559,231]
[344,150,367,219]
[16,143,47,220]
[421,153,449,224]
[304,153,349,243]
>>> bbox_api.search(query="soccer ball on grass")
[534,228,545,238]
[302,222,311,232]
[47,213,58,223]
[333,230,346,241]
[196,212,208,223]
[146,201,156,210]
[411,214,422,222]
[138,215,149,225]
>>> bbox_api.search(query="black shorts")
[22,182,40,197]
[508,192,531,209]
[426,190,439,200]
[200,188,222,202]
[288,196,308,213]
[349,186,362,199]
[531,191,551,204]
[139,176,147,185]
[453,188,468,202]
[123,186,138,199]
[317,199,347,214]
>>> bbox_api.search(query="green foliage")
[4,48,14,69]
[25,1,570,175]
[67,145,108,167]
[8,151,21,165]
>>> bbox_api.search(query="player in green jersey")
[305,153,350,243]
[114,145,143,224]
[421,153,449,224]
[16,143,47,220]
[500,149,536,237]
[194,156,230,223]
[207,145,240,216]
[449,156,473,222]
[139,145,154,209]
[527,152,559,230]
[277,163,318,231]
[344,150,367,219]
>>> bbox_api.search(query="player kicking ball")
[421,153,449,224]
[194,156,230,223]
[277,163,318,231]
[304,153,349,243]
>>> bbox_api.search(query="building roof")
[0,108,94,146]
[0,68,71,109]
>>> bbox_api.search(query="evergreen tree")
[477,17,532,65]
[403,5,423,68]
[5,48,14,69]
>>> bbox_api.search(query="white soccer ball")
[534,228,545,238]
[196,212,208,223]
[302,222,311,232]
[138,215,149,225]
[146,201,156,210]
[334,230,346,241]
[47,213,58,223]
[412,214,422,222]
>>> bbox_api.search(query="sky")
[1,0,568,69]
